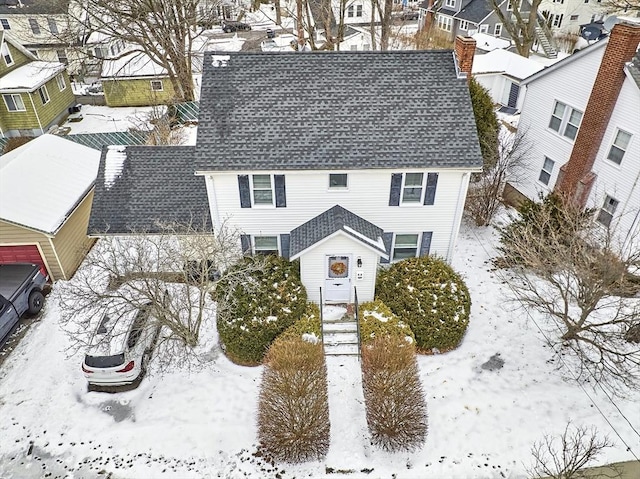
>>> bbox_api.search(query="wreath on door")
[330,261,347,276]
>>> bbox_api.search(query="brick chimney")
[555,20,640,205]
[454,36,476,82]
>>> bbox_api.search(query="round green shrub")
[359,300,415,347]
[216,256,307,365]
[376,256,471,352]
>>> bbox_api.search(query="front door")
[324,255,351,303]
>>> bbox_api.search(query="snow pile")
[104,145,127,189]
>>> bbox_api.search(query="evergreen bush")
[215,256,307,365]
[376,256,471,352]
[358,300,415,346]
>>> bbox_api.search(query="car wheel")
[27,290,44,315]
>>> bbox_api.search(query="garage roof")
[0,135,100,234]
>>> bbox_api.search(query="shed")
[0,134,100,280]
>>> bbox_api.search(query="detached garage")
[0,135,100,281]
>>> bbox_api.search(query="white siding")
[588,76,640,251]
[513,43,606,201]
[203,168,473,261]
[300,233,379,304]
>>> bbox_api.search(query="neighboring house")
[506,19,640,252]
[100,50,177,107]
[471,30,511,51]
[0,0,83,75]
[0,134,100,281]
[0,32,75,137]
[539,0,607,36]
[88,39,483,305]
[472,48,544,108]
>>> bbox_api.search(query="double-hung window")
[438,16,452,32]
[356,4,363,16]
[347,5,354,17]
[1,42,13,66]
[29,18,41,35]
[459,20,469,31]
[254,236,279,255]
[150,80,163,91]
[402,173,423,203]
[56,73,66,91]
[606,129,631,165]
[393,234,419,261]
[389,172,438,206]
[538,157,555,185]
[494,23,502,36]
[445,0,455,7]
[38,85,50,105]
[3,94,25,112]
[596,195,619,227]
[238,174,286,208]
[1,19,10,30]
[549,101,583,141]
[48,18,59,34]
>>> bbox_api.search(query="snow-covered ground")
[59,104,163,135]
[0,219,638,478]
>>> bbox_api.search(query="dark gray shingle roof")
[88,146,211,234]
[290,205,386,257]
[195,51,482,171]
[454,0,491,23]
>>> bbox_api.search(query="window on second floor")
[1,42,13,66]
[329,173,348,189]
[56,73,66,91]
[445,0,456,8]
[538,157,555,185]
[57,49,67,64]
[238,174,287,208]
[437,15,452,32]
[606,129,631,165]
[596,195,619,227]
[356,4,362,16]
[29,18,41,35]
[1,18,10,30]
[459,20,469,31]
[549,101,583,141]
[150,80,163,91]
[3,93,25,112]
[48,18,59,35]
[347,4,363,18]
[38,85,50,105]
[389,172,439,206]
[494,23,502,36]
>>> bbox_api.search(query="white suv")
[82,304,161,387]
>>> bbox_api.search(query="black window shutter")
[274,175,286,208]
[388,173,402,206]
[238,175,251,208]
[419,232,433,256]
[424,173,438,205]
[280,234,290,259]
[240,234,251,254]
[380,232,393,264]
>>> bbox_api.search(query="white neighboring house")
[539,0,607,35]
[507,19,640,252]
[88,39,483,305]
[472,48,544,109]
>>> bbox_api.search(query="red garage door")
[0,245,49,278]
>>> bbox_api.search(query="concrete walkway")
[324,355,371,469]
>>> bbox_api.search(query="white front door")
[324,255,351,303]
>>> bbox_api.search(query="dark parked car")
[222,20,251,33]
[400,10,419,21]
[0,263,47,345]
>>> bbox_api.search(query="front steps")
[322,305,359,356]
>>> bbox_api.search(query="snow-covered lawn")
[0,220,638,478]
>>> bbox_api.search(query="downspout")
[27,92,44,135]
[446,172,470,262]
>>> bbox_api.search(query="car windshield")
[84,353,125,368]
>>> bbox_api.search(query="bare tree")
[528,423,617,479]
[498,194,640,393]
[371,0,394,50]
[465,127,532,226]
[490,0,543,58]
[57,220,266,371]
[601,0,640,14]
[69,0,221,102]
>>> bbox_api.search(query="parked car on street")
[0,263,47,345]
[82,303,161,388]
[222,20,251,33]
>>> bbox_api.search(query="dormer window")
[445,0,455,8]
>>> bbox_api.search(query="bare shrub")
[527,423,616,479]
[258,337,330,463]
[361,336,427,452]
[3,136,35,153]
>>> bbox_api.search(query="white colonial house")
[539,0,607,36]
[88,41,483,306]
[506,19,640,253]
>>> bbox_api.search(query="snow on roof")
[0,135,100,234]
[472,49,545,80]
[104,145,127,189]
[206,35,246,52]
[472,32,511,52]
[0,61,64,91]
[101,50,167,79]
